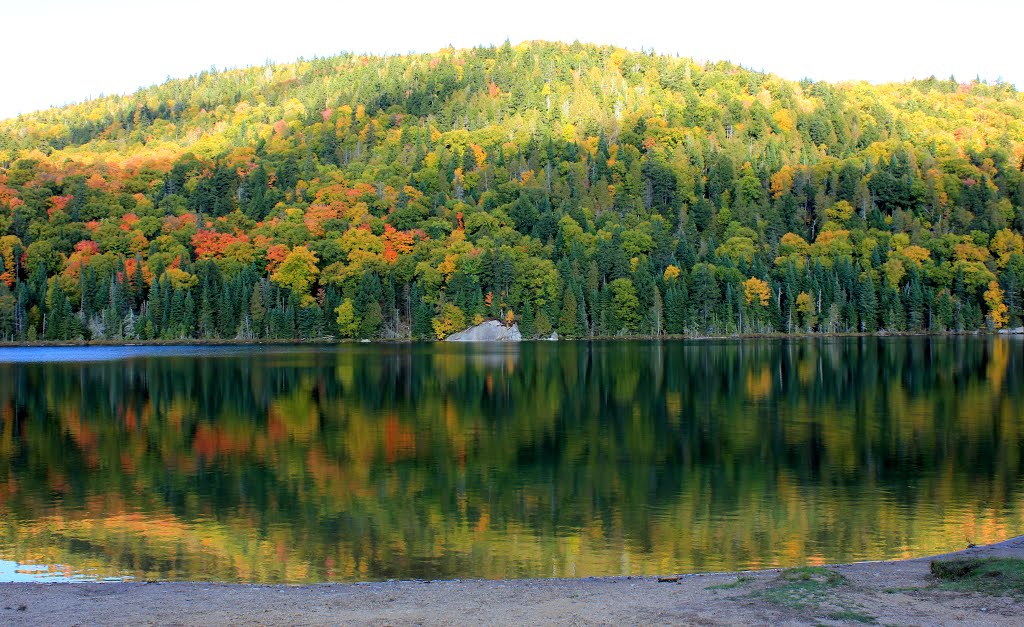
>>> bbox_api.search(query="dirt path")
[1,536,1022,626]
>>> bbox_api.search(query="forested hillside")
[1,41,1023,341]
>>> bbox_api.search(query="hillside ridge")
[0,41,1022,341]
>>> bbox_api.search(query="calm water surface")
[0,337,1022,582]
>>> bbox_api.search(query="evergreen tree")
[411,284,434,339]
[355,272,383,338]
[574,284,588,336]
[857,270,878,332]
[182,291,197,337]
[249,282,267,337]
[199,286,216,338]
[690,264,719,333]
[650,284,664,335]
[519,300,535,338]
[934,289,954,331]
[665,281,688,335]
[557,288,578,337]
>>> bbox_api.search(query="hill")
[0,41,1022,341]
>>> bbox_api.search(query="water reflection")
[0,337,1021,582]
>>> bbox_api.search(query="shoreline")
[0,328,1016,349]
[1,536,1022,625]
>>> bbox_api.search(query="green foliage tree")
[335,298,359,338]
[271,247,320,307]
[609,278,641,333]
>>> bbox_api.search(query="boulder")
[445,320,522,342]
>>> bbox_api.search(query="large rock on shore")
[445,320,522,342]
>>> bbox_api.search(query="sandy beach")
[0,535,1021,625]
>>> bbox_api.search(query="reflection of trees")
[0,338,1022,582]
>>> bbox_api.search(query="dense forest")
[1,41,1023,341]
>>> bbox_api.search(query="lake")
[0,337,1021,583]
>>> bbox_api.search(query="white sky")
[3,0,1022,121]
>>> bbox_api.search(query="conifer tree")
[519,300,535,338]
[558,288,578,337]
[857,271,878,332]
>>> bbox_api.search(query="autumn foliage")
[0,42,1021,341]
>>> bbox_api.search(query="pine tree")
[298,303,323,338]
[651,284,664,336]
[218,287,235,337]
[690,265,719,333]
[934,289,954,331]
[149,278,164,337]
[411,284,434,339]
[356,272,383,338]
[182,291,197,338]
[905,271,925,330]
[199,287,216,338]
[558,288,578,337]
[283,297,297,337]
[519,300,535,338]
[665,282,687,334]
[249,282,266,337]
[857,270,878,332]
[534,308,552,337]
[574,284,588,336]
[44,283,73,340]
[382,276,397,336]
[130,254,146,308]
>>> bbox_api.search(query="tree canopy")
[1,42,1023,340]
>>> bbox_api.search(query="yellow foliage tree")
[990,229,1024,269]
[433,303,466,339]
[775,232,810,267]
[899,245,932,266]
[983,281,1008,329]
[810,229,853,265]
[0,235,23,286]
[796,291,816,330]
[270,246,319,306]
[663,264,681,283]
[796,292,814,314]
[165,267,199,290]
[778,232,811,255]
[437,253,459,282]
[772,110,795,135]
[335,298,358,338]
[824,200,854,224]
[743,277,771,307]
[955,240,990,263]
[882,258,906,287]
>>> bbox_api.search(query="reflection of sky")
[0,343,534,364]
[0,345,328,364]
[0,560,76,582]
[0,560,127,583]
